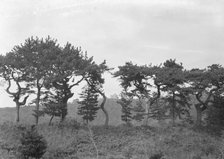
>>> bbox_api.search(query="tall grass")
[0,99,223,159]
[0,121,223,159]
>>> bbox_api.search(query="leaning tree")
[84,60,111,126]
[0,53,30,122]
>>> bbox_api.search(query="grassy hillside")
[0,98,223,159]
[0,99,123,125]
[0,122,223,159]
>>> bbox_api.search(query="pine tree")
[132,98,146,122]
[117,94,133,124]
[42,90,65,125]
[78,86,99,124]
[19,126,47,159]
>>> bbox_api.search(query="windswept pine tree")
[78,86,99,124]
[84,60,111,126]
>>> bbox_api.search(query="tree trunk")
[172,105,175,126]
[102,107,109,127]
[49,115,54,126]
[99,92,109,127]
[195,104,203,126]
[61,100,68,122]
[172,93,176,126]
[35,87,41,125]
[145,112,150,126]
[61,86,74,122]
[16,102,20,123]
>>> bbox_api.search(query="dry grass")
[0,121,223,159]
[0,99,223,159]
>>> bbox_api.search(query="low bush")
[18,125,47,159]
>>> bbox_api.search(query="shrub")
[149,152,164,159]
[206,106,224,128]
[19,125,47,159]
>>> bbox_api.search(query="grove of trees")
[114,60,224,127]
[0,36,109,125]
[1,36,224,128]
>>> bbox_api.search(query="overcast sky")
[0,0,224,107]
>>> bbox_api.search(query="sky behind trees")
[0,0,224,107]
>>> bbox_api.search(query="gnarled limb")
[98,91,109,127]
[19,95,29,105]
[5,78,29,123]
[5,79,17,96]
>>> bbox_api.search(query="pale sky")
[0,0,224,107]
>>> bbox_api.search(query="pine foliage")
[78,86,99,124]
[132,99,145,122]
[117,94,133,124]
[19,126,47,159]
[42,90,65,124]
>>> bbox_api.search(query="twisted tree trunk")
[6,79,29,123]
[99,92,109,127]
[195,103,206,126]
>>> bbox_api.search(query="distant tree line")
[1,36,224,128]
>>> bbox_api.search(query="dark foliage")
[117,94,133,124]
[78,86,99,124]
[42,90,66,124]
[149,152,164,159]
[132,99,146,122]
[205,95,224,134]
[19,125,47,159]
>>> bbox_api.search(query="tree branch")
[19,95,29,105]
[69,76,84,89]
[195,92,210,111]
[5,79,17,96]
[52,81,64,90]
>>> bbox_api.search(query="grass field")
[0,99,122,125]
[0,99,223,159]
